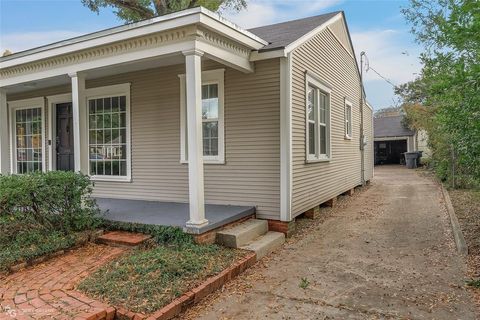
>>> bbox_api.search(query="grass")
[0,229,84,273]
[299,277,310,289]
[78,243,244,314]
[467,279,480,288]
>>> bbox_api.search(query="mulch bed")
[449,189,480,309]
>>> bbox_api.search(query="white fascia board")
[196,41,253,73]
[250,49,286,61]
[1,7,267,69]
[1,41,196,87]
[284,13,342,54]
[198,9,267,49]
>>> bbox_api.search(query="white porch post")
[69,73,85,173]
[183,49,208,229]
[0,90,9,174]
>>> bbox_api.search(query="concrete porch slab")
[96,198,256,234]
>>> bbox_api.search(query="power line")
[362,53,397,88]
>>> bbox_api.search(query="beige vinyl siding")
[327,19,353,56]
[6,59,281,219]
[290,25,364,217]
[363,105,374,181]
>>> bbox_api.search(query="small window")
[305,72,331,162]
[180,69,225,164]
[86,84,131,181]
[345,99,352,139]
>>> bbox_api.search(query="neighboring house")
[0,7,374,235]
[374,114,429,165]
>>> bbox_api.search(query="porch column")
[69,72,85,173]
[0,90,9,174]
[183,49,208,229]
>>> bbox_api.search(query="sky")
[0,0,422,109]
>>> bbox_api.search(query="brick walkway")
[0,244,126,320]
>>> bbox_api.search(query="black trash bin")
[404,152,418,169]
[416,151,423,166]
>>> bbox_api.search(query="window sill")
[180,159,226,165]
[344,135,352,140]
[306,157,331,164]
[90,176,132,183]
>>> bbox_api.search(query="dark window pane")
[96,99,103,114]
[320,125,326,155]
[119,96,126,111]
[111,97,118,112]
[90,161,97,175]
[89,100,96,114]
[104,161,112,175]
[309,123,315,155]
[103,98,110,112]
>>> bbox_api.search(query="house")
[374,114,429,165]
[0,7,374,237]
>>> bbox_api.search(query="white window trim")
[305,71,331,163]
[8,97,46,174]
[344,98,353,140]
[179,68,225,164]
[85,83,132,182]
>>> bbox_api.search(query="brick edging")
[141,251,257,320]
[440,184,468,255]
[4,230,104,275]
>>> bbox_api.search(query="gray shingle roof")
[248,11,342,52]
[374,115,415,137]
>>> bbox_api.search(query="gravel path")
[183,165,478,319]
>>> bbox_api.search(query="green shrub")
[0,171,101,236]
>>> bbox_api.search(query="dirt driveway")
[184,165,478,319]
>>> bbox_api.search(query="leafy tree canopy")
[82,0,246,23]
[399,0,480,188]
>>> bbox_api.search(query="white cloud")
[0,30,85,53]
[350,29,421,84]
[350,28,422,108]
[221,0,343,28]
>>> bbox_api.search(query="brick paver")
[0,244,126,320]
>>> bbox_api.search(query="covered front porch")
[0,8,268,233]
[97,198,255,234]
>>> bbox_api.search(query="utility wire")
[362,53,397,88]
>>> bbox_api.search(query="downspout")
[359,52,366,186]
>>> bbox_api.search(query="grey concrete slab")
[96,198,255,234]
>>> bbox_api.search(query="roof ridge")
[248,11,342,31]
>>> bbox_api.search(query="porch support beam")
[0,90,9,174]
[69,72,85,173]
[184,49,208,230]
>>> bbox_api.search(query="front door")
[56,103,74,171]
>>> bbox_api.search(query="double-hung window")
[344,99,352,139]
[305,72,331,162]
[87,84,131,181]
[179,69,225,164]
[9,98,46,174]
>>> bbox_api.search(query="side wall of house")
[363,104,374,181]
[290,18,370,217]
[6,59,281,219]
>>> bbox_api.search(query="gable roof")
[374,115,415,138]
[248,11,341,52]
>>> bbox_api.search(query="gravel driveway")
[183,165,478,319]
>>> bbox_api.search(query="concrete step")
[216,219,268,248]
[240,231,285,260]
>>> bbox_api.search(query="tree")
[399,0,480,188]
[82,0,246,23]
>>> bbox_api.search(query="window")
[345,99,352,139]
[305,72,331,162]
[180,69,225,164]
[87,84,131,181]
[9,98,45,174]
